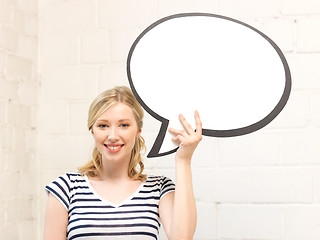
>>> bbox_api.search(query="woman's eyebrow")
[96,119,132,122]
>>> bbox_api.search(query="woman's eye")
[98,124,108,128]
[120,123,129,128]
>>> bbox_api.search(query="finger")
[195,110,203,136]
[171,135,183,143]
[179,114,194,135]
[168,127,187,137]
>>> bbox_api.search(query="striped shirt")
[45,172,175,240]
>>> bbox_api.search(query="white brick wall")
[0,0,319,239]
[0,0,39,239]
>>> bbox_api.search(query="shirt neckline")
[83,174,147,208]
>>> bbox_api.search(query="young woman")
[44,86,202,240]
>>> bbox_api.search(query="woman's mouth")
[104,144,124,153]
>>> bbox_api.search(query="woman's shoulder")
[145,174,175,186]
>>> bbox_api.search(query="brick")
[7,101,22,125]
[266,90,310,129]
[256,18,295,53]
[69,101,91,134]
[9,7,25,32]
[81,31,110,63]
[0,101,5,123]
[0,124,14,149]
[191,136,217,168]
[285,54,320,90]
[314,168,320,202]
[41,66,98,100]
[5,172,20,196]
[0,2,13,26]
[250,167,313,203]
[40,135,93,170]
[99,0,158,29]
[6,198,20,221]
[25,128,37,151]
[281,128,320,165]
[8,102,31,127]
[25,15,38,36]
[193,168,250,203]
[217,131,281,166]
[217,0,279,19]
[41,34,79,66]
[0,51,5,70]
[0,148,5,172]
[311,92,320,127]
[19,35,38,60]
[98,63,128,91]
[0,198,4,224]
[6,55,33,81]
[41,0,97,32]
[0,223,19,240]
[194,202,218,239]
[158,0,216,18]
[18,82,38,105]
[20,171,37,197]
[109,28,145,62]
[19,219,37,240]
[13,126,26,151]
[7,150,31,173]
[19,0,37,15]
[219,204,281,239]
[39,101,68,134]
[280,0,320,15]
[0,28,19,52]
[297,17,320,52]
[283,205,320,240]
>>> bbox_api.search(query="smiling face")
[92,102,141,164]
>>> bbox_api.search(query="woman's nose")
[107,127,119,141]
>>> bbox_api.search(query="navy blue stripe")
[160,187,175,198]
[70,198,101,204]
[132,196,160,200]
[52,181,70,203]
[69,231,157,240]
[161,183,175,192]
[121,203,158,208]
[69,205,114,213]
[70,186,89,191]
[59,176,71,193]
[70,210,159,217]
[46,186,69,209]
[161,179,172,190]
[70,192,94,199]
[67,173,81,177]
[68,216,160,226]
[70,179,86,183]
[69,223,158,233]
[140,189,160,194]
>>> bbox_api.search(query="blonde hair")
[78,86,146,181]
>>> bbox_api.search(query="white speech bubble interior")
[127,13,291,157]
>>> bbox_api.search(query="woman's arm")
[159,111,202,240]
[43,193,68,240]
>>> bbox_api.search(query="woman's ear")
[136,128,142,137]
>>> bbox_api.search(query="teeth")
[108,145,121,150]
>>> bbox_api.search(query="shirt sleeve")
[45,173,71,211]
[160,176,175,198]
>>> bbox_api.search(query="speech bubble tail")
[147,120,179,158]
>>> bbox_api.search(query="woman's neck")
[99,157,131,182]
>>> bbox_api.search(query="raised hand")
[168,110,202,162]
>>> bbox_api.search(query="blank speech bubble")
[127,13,291,158]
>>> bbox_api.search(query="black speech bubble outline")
[127,12,291,158]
